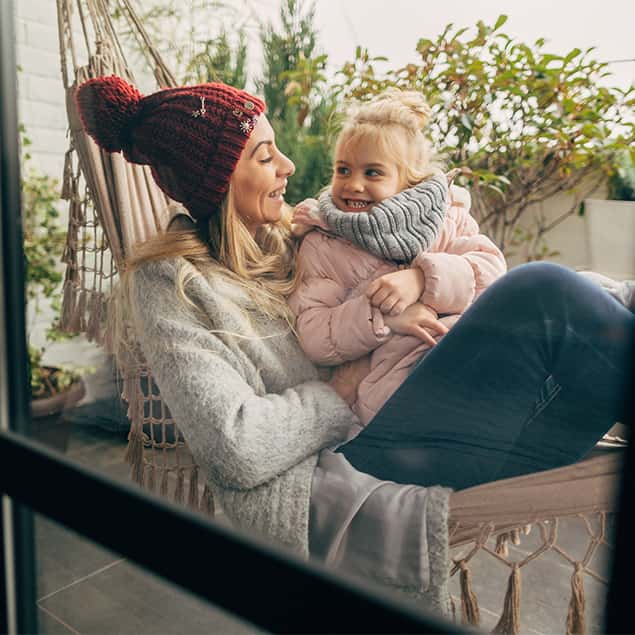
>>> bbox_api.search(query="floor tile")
[38,560,263,635]
[35,515,121,600]
[37,605,79,635]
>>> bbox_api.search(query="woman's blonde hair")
[108,186,299,367]
[334,89,444,188]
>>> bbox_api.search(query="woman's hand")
[383,303,448,347]
[328,355,371,406]
[366,268,426,316]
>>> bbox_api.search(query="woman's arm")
[132,262,354,491]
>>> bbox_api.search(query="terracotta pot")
[30,372,86,453]
[30,370,86,418]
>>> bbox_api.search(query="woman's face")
[230,115,295,234]
[331,136,402,213]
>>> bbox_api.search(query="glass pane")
[10,1,634,634]
[34,512,263,635]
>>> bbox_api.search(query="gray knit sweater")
[130,257,451,609]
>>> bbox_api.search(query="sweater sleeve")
[131,263,354,492]
[413,196,507,314]
[288,239,390,366]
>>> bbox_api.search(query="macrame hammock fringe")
[55,1,623,632]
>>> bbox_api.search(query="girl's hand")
[328,355,371,406]
[383,303,448,347]
[366,268,426,316]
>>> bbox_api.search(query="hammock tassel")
[145,464,155,492]
[174,468,185,505]
[459,560,481,626]
[495,533,510,558]
[566,563,586,635]
[510,528,521,546]
[60,280,77,332]
[160,468,170,498]
[126,428,145,485]
[200,483,215,516]
[124,376,145,484]
[187,466,199,509]
[61,148,74,200]
[492,564,521,635]
[69,288,87,332]
[86,290,103,342]
[449,595,457,624]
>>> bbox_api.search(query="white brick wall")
[15,0,72,348]
[15,0,67,179]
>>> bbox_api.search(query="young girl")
[288,90,507,427]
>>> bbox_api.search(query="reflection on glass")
[14,1,634,634]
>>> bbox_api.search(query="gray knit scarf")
[317,175,448,263]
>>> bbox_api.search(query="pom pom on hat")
[75,76,143,156]
[74,76,266,222]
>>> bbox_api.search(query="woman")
[75,77,633,614]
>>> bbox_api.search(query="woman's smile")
[268,184,287,201]
[231,116,295,234]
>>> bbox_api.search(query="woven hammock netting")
[54,2,624,633]
[56,0,210,513]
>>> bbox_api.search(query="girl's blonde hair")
[335,90,444,188]
[108,186,299,368]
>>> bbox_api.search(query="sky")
[247,0,635,89]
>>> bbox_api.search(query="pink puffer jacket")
[288,186,507,426]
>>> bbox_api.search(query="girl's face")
[331,135,403,213]
[230,115,295,234]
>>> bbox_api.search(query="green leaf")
[494,15,508,31]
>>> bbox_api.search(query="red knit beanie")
[74,76,266,222]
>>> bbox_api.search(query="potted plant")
[584,151,635,279]
[21,124,87,450]
[333,16,635,264]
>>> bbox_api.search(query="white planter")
[584,199,635,279]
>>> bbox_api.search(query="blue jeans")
[339,262,634,491]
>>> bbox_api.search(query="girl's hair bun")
[377,89,432,130]
[345,89,433,134]
[74,75,143,154]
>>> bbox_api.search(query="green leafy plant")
[182,29,247,87]
[20,123,82,400]
[335,16,635,260]
[257,0,338,204]
[608,150,635,201]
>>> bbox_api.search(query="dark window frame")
[1,2,633,633]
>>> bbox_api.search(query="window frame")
[1,2,633,633]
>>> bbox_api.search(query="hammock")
[55,2,624,633]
